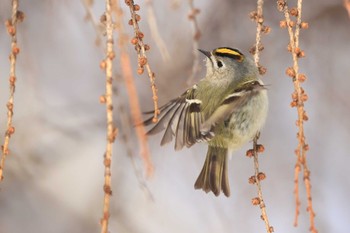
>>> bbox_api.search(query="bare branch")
[277,0,317,232]
[100,1,117,232]
[115,0,154,177]
[125,0,159,122]
[0,0,23,182]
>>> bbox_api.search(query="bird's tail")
[194,146,230,197]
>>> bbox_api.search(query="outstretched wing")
[144,85,213,151]
[200,80,266,134]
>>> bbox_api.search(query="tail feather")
[194,146,230,197]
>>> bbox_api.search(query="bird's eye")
[217,61,223,68]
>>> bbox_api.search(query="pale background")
[0,1,349,232]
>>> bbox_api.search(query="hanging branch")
[247,1,273,232]
[115,0,154,177]
[187,0,201,85]
[247,142,273,233]
[249,0,270,75]
[99,1,117,232]
[0,0,24,181]
[81,0,154,184]
[112,0,154,190]
[277,0,317,232]
[125,0,159,123]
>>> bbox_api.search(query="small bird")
[143,47,268,197]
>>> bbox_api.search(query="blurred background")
[0,0,349,232]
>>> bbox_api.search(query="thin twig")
[100,1,117,232]
[247,1,273,232]
[277,0,317,232]
[253,0,264,66]
[125,0,159,123]
[0,0,22,181]
[82,0,154,185]
[295,1,316,230]
[145,0,170,61]
[281,4,303,226]
[187,0,201,85]
[115,0,154,177]
[250,137,273,233]
[249,0,270,75]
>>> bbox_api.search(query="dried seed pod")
[246,149,254,158]
[300,21,309,29]
[277,0,286,11]
[262,25,271,34]
[249,176,257,184]
[303,111,309,121]
[9,76,16,85]
[252,197,261,205]
[301,93,308,102]
[7,26,16,36]
[297,50,305,58]
[280,20,287,28]
[257,144,265,153]
[257,172,266,181]
[286,67,296,77]
[108,51,115,60]
[249,11,258,21]
[289,7,299,17]
[7,126,15,135]
[12,46,20,55]
[6,103,13,111]
[99,95,107,104]
[133,4,140,11]
[135,14,141,22]
[152,117,158,123]
[100,13,107,23]
[290,100,298,108]
[137,67,144,75]
[137,31,144,39]
[16,11,25,22]
[298,74,307,82]
[124,0,132,6]
[131,37,138,45]
[100,60,107,70]
[258,65,267,76]
[139,57,147,66]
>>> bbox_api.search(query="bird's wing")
[144,85,213,151]
[200,80,265,135]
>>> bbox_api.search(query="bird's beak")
[198,49,211,58]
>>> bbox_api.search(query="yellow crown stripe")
[215,48,241,56]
